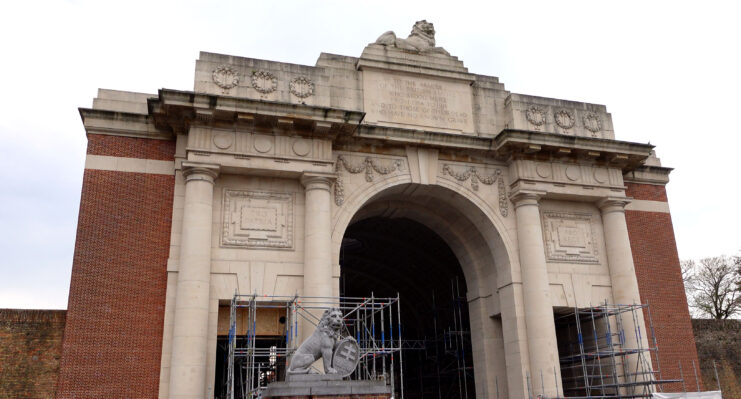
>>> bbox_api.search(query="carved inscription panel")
[222,190,294,249]
[362,69,474,133]
[542,211,599,264]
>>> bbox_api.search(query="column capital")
[597,197,632,215]
[182,162,220,184]
[509,190,547,209]
[300,172,336,192]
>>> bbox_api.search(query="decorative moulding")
[525,106,547,130]
[334,155,403,206]
[289,76,315,99]
[582,113,602,136]
[251,70,278,95]
[212,65,240,93]
[554,109,576,131]
[541,211,599,264]
[222,189,294,249]
[441,164,508,217]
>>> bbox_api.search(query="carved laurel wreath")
[525,106,547,128]
[251,70,278,94]
[554,109,575,130]
[441,164,509,217]
[212,65,240,90]
[334,155,403,206]
[289,76,315,98]
[582,113,602,134]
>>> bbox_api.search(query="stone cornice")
[494,130,654,171]
[149,89,365,138]
[78,108,172,140]
[355,124,495,151]
[623,165,673,185]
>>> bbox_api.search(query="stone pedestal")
[262,375,391,398]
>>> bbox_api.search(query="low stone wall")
[0,309,66,399]
[692,319,741,399]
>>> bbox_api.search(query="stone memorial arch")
[57,21,701,399]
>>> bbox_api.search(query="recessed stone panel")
[222,189,294,249]
[541,211,599,264]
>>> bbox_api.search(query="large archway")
[333,182,518,399]
[341,216,474,398]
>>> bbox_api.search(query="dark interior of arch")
[341,216,475,399]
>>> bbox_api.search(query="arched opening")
[341,216,475,399]
[334,182,514,399]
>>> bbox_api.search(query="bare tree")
[735,253,741,291]
[680,259,697,317]
[684,256,741,319]
[681,259,696,287]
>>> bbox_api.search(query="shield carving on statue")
[331,337,360,377]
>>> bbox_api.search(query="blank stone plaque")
[542,211,599,264]
[222,189,294,249]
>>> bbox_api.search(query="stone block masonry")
[625,182,703,392]
[56,134,175,398]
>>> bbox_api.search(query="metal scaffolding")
[554,302,682,399]
[224,293,404,399]
[397,277,475,399]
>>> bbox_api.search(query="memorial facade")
[57,22,700,398]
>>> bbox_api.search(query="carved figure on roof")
[375,20,450,55]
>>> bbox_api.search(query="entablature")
[79,108,171,140]
[149,89,365,138]
[494,130,653,171]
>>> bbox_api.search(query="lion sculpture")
[375,20,449,55]
[287,307,344,374]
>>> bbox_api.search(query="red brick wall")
[625,182,668,202]
[0,309,66,399]
[625,183,702,391]
[87,134,176,161]
[57,134,175,398]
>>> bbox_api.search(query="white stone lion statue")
[375,20,449,55]
[287,307,344,374]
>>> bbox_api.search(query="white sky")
[1,0,739,309]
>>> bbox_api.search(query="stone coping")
[262,376,391,398]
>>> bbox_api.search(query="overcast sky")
[1,0,739,309]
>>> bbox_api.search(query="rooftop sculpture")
[374,20,450,55]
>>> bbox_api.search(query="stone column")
[300,173,335,338]
[168,162,219,399]
[598,198,652,386]
[511,191,563,397]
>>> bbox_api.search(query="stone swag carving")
[441,164,509,217]
[287,308,360,377]
[334,155,403,206]
[375,20,450,55]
